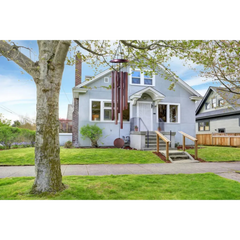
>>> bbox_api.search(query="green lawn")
[0,147,164,165]
[1,173,240,200]
[187,146,240,162]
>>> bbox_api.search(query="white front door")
[137,102,152,131]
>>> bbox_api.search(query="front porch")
[130,130,176,151]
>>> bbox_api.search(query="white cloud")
[195,88,208,96]
[0,75,36,103]
[184,76,213,87]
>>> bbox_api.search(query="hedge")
[0,126,35,149]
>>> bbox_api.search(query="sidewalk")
[1,162,240,181]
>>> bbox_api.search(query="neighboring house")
[71,56,202,148]
[59,105,73,146]
[196,86,240,134]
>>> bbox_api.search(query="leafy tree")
[19,128,36,147]
[12,120,21,128]
[0,126,21,149]
[0,113,11,127]
[80,124,103,147]
[1,40,234,193]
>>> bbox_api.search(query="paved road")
[1,162,240,182]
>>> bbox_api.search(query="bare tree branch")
[74,40,106,56]
[53,40,71,66]
[0,40,39,78]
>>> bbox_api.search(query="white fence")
[59,133,72,146]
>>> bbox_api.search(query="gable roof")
[74,64,202,97]
[196,86,240,119]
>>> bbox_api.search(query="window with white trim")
[218,99,225,107]
[212,98,217,108]
[91,101,101,121]
[130,69,155,86]
[103,102,112,121]
[158,103,180,123]
[199,121,210,131]
[90,100,130,122]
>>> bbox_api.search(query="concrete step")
[159,150,198,163]
[145,144,166,148]
[170,155,190,160]
[146,138,164,142]
[169,152,186,156]
[142,147,176,151]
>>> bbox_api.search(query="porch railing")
[130,117,149,148]
[155,131,170,161]
[179,131,198,159]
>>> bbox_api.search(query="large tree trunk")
[31,40,71,193]
[31,81,64,193]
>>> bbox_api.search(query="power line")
[0,104,34,124]
[62,87,71,104]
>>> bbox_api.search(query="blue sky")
[0,40,219,123]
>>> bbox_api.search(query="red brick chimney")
[75,52,82,86]
[72,53,82,147]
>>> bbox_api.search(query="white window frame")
[89,99,131,122]
[156,102,180,123]
[104,77,109,83]
[129,68,155,86]
[212,98,217,108]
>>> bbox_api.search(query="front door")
[137,102,152,131]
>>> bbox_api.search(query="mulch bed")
[123,146,137,150]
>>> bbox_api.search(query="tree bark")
[0,40,71,193]
[31,40,71,193]
[31,83,64,193]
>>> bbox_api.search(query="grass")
[0,147,164,165]
[186,146,240,162]
[1,173,240,200]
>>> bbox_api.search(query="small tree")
[0,113,11,127]
[80,124,103,148]
[20,129,36,147]
[0,126,21,149]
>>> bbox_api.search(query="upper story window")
[212,98,217,108]
[130,69,155,86]
[218,99,225,107]
[132,71,141,84]
[205,102,210,110]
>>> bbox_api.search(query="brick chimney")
[72,53,82,147]
[75,52,82,86]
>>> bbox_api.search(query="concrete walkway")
[1,162,240,182]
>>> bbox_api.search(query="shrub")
[0,126,21,149]
[64,141,73,148]
[80,124,103,148]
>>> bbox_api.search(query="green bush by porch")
[0,147,164,165]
